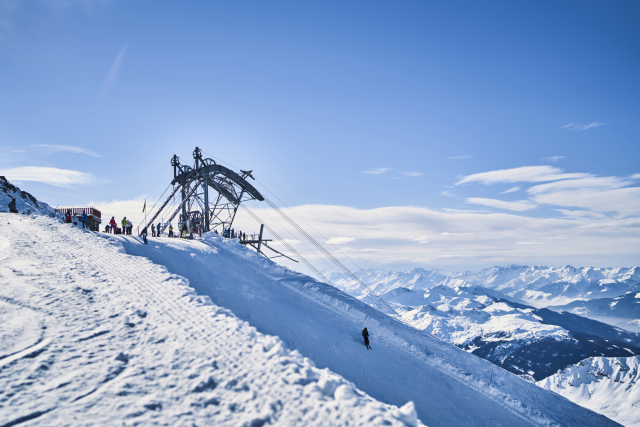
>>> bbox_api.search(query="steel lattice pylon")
[143,147,264,234]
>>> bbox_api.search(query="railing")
[55,206,102,220]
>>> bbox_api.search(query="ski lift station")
[142,147,296,262]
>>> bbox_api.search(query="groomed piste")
[0,213,621,426]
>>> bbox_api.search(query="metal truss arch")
[143,147,264,235]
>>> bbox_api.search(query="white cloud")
[440,232,473,236]
[98,42,128,102]
[466,198,537,211]
[363,168,390,175]
[200,204,640,271]
[562,122,604,131]
[448,156,471,160]
[401,172,423,177]
[456,166,588,185]
[0,166,98,188]
[500,186,521,194]
[515,242,543,245]
[541,156,564,162]
[413,236,429,244]
[326,236,356,245]
[36,145,102,157]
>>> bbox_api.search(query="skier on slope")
[181,223,187,238]
[151,223,156,237]
[141,227,148,244]
[168,224,174,238]
[157,223,161,237]
[81,211,88,229]
[362,327,371,350]
[121,217,127,235]
[109,217,116,233]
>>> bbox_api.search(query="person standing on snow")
[157,223,161,237]
[121,217,127,235]
[362,327,371,350]
[181,223,187,238]
[8,198,18,213]
[126,219,132,235]
[151,223,156,237]
[109,216,116,233]
[168,224,173,238]
[141,227,148,244]
[81,211,88,229]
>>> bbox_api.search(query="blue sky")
[1,1,639,270]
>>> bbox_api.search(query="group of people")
[65,210,89,229]
[220,228,246,240]
[106,216,133,235]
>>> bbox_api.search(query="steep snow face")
[538,357,640,427]
[0,176,57,216]
[116,233,621,426]
[390,285,640,380]
[0,214,422,427]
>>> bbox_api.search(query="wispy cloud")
[0,166,99,188]
[326,236,356,245]
[466,198,537,211]
[515,241,543,245]
[401,171,423,177]
[447,156,471,160]
[562,122,604,131]
[413,236,430,244]
[36,145,102,157]
[541,156,564,162]
[456,166,588,186]
[98,42,128,102]
[500,186,521,194]
[363,167,390,175]
[226,203,640,271]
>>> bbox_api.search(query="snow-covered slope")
[0,214,422,426]
[538,356,640,427]
[388,284,640,380]
[116,230,622,426]
[550,292,640,333]
[0,176,56,216]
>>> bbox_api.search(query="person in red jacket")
[109,216,116,234]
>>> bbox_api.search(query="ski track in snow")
[118,228,619,426]
[0,214,422,427]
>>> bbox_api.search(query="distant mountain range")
[376,283,640,380]
[325,265,640,328]
[550,292,640,333]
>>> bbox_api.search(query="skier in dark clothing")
[362,327,371,350]
[8,198,18,213]
[141,227,148,244]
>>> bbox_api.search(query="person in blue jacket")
[157,223,162,237]
[81,211,88,229]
